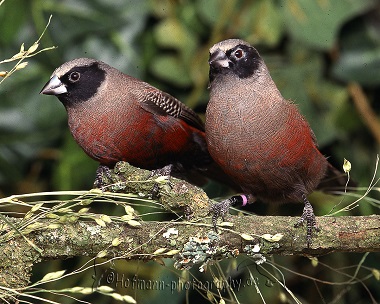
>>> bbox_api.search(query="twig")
[348,82,380,144]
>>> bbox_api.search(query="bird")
[205,39,349,246]
[40,57,234,188]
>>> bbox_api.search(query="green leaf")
[238,0,284,46]
[154,18,197,62]
[282,0,376,49]
[0,0,28,44]
[333,50,380,86]
[40,270,66,283]
[332,17,380,86]
[196,0,222,25]
[150,55,192,87]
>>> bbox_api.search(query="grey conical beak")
[40,75,68,95]
[208,49,230,68]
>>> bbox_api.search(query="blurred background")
[0,0,379,303]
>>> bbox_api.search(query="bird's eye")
[69,72,80,82]
[234,49,243,59]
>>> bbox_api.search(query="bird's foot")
[93,165,113,189]
[294,195,320,247]
[150,164,174,199]
[210,195,248,232]
[150,164,173,178]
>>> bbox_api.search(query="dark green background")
[1,0,379,303]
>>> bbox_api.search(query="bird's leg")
[294,194,320,247]
[93,165,113,189]
[210,195,248,232]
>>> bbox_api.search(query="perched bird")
[40,58,231,187]
[206,39,348,246]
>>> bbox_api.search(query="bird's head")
[208,39,262,84]
[40,58,106,107]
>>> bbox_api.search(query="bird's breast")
[66,101,205,169]
[205,92,327,200]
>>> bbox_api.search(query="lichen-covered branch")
[1,162,379,296]
[96,161,211,218]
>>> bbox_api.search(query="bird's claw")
[93,165,113,189]
[210,195,246,232]
[210,198,234,232]
[149,164,174,199]
[294,195,319,247]
[150,164,174,178]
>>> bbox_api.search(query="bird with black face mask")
[40,58,237,188]
[206,39,350,247]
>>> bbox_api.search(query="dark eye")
[234,49,243,59]
[69,72,80,82]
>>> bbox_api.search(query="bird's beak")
[208,49,231,68]
[40,75,68,95]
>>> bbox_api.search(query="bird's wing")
[139,87,205,131]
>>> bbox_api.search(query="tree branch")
[348,82,380,144]
[1,162,379,296]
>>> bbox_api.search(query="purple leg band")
[241,194,248,206]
